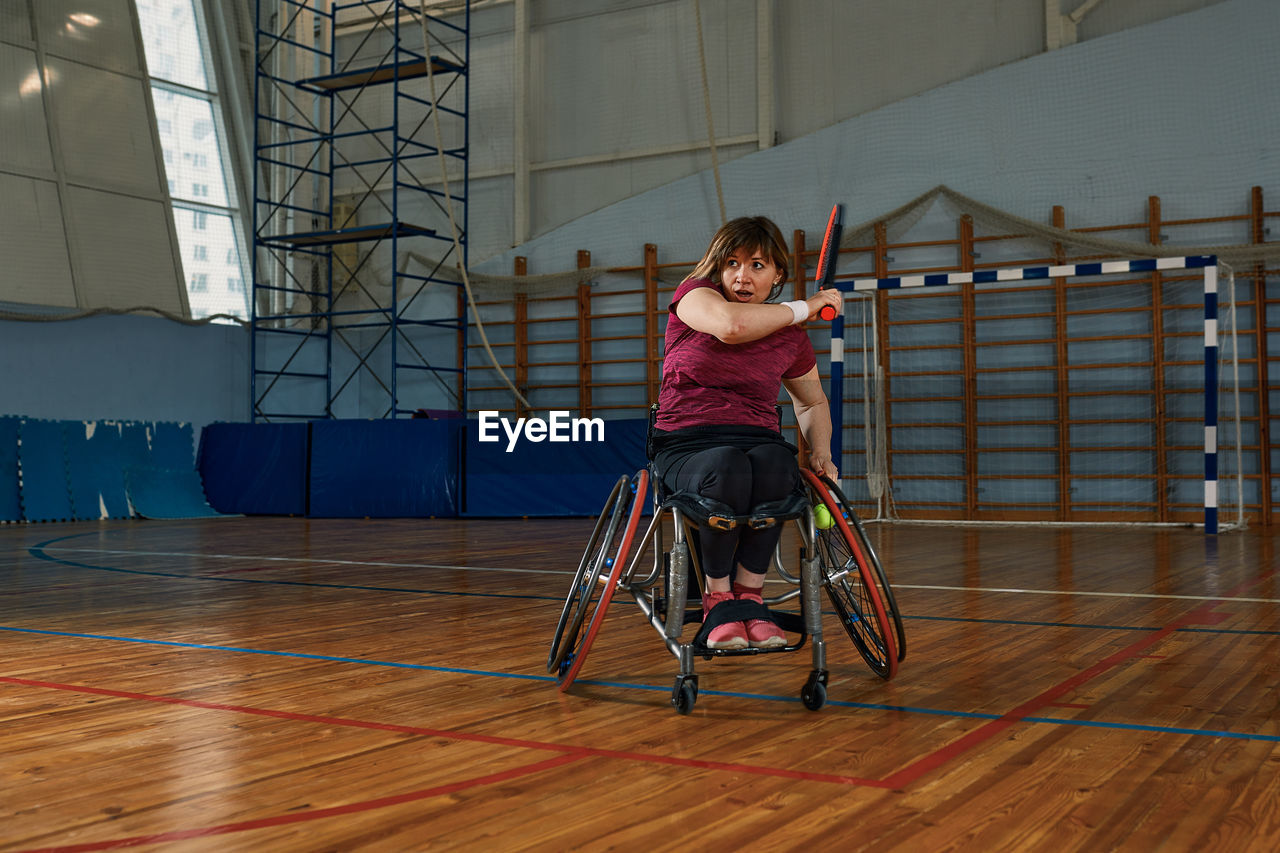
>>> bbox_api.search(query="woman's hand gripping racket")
[814,203,843,321]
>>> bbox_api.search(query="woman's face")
[719,246,780,304]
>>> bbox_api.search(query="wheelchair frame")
[548,465,906,714]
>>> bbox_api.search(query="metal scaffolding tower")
[252,0,469,421]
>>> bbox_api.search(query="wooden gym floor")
[1,515,1278,851]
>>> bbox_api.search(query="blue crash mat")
[0,416,19,522]
[125,465,228,519]
[65,421,133,520]
[17,419,73,522]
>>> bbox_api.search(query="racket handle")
[818,288,837,321]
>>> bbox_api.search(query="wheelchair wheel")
[802,470,899,680]
[819,475,906,663]
[547,469,648,690]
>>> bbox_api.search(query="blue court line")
[0,624,556,683]
[1018,715,1280,741]
[3,623,1278,744]
[907,614,1157,632]
[909,614,1280,637]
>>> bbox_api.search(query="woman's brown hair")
[685,216,791,302]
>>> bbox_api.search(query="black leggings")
[661,442,799,578]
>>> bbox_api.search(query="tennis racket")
[814,203,843,321]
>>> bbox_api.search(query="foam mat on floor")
[125,465,229,519]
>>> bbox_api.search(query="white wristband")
[782,300,808,325]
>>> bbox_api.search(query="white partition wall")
[0,0,187,315]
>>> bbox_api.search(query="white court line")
[35,547,569,577]
[896,583,1280,605]
[36,548,1280,604]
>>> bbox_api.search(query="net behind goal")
[829,256,1244,533]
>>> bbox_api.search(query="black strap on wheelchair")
[661,491,741,530]
[660,488,810,532]
[746,491,811,529]
[692,598,775,647]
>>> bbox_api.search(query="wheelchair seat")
[655,484,811,532]
[646,403,811,532]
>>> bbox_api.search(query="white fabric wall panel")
[66,186,183,313]
[1076,0,1231,41]
[47,58,162,196]
[531,140,755,235]
[469,27,514,175]
[0,174,76,307]
[0,1,33,42]
[447,0,1229,256]
[0,0,186,314]
[478,0,1278,276]
[533,0,756,163]
[0,43,54,175]
[462,174,515,262]
[36,0,141,74]
[774,1,1043,141]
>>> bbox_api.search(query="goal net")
[831,257,1245,533]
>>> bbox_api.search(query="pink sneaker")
[735,585,786,649]
[702,589,748,650]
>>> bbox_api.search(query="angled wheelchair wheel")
[547,469,649,691]
[818,475,906,663]
[802,470,899,680]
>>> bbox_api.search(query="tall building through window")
[136,0,248,321]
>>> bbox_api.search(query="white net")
[836,259,1246,531]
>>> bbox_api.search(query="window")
[137,0,248,322]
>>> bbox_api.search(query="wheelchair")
[546,433,906,714]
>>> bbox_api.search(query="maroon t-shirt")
[655,278,816,431]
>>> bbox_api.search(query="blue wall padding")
[126,466,225,519]
[17,419,74,522]
[464,417,648,517]
[146,422,198,469]
[198,422,308,515]
[0,417,20,522]
[309,419,460,518]
[65,422,132,520]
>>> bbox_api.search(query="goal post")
[827,255,1243,534]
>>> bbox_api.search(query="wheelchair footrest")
[689,601,807,655]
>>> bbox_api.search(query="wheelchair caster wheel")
[672,676,698,715]
[801,670,828,711]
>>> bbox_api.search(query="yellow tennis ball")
[813,503,834,529]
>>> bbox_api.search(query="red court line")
[881,618,1186,789]
[0,676,884,788]
[881,565,1280,790]
[16,753,584,853]
[7,559,1273,837]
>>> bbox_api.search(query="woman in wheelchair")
[650,215,843,651]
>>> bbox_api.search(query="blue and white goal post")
[825,255,1243,534]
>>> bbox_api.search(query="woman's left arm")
[783,366,838,479]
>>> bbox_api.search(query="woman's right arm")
[676,288,842,345]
